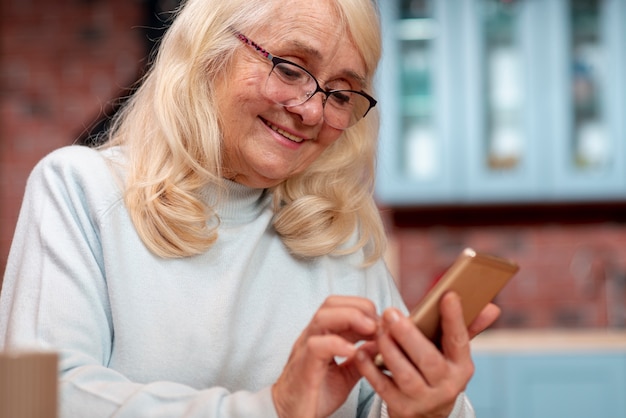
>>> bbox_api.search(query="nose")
[286,92,326,126]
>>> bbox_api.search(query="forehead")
[265,0,342,33]
[251,1,367,81]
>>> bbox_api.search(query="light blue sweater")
[0,146,473,417]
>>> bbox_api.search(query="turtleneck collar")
[199,179,272,224]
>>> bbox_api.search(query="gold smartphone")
[375,248,519,368]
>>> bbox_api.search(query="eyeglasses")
[235,32,377,130]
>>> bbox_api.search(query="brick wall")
[388,222,626,329]
[0,0,146,282]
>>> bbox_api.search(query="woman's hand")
[467,302,500,339]
[272,296,379,418]
[355,292,500,418]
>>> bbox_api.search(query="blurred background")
[1,0,625,416]
[1,0,177,281]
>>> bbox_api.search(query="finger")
[355,340,378,357]
[305,334,358,366]
[375,320,415,372]
[314,296,380,336]
[354,348,409,408]
[308,306,378,340]
[439,292,473,367]
[291,334,359,386]
[321,295,378,319]
[380,308,447,388]
[467,303,501,339]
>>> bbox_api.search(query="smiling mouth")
[263,119,305,143]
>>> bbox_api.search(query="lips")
[263,119,305,143]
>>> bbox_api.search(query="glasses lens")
[266,62,316,107]
[325,91,372,129]
[265,61,373,129]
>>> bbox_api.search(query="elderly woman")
[0,0,499,417]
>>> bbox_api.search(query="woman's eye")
[329,91,352,106]
[275,63,308,83]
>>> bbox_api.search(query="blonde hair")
[104,0,386,264]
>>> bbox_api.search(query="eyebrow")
[289,39,367,88]
[237,30,369,90]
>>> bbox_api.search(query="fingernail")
[364,316,377,329]
[446,291,461,303]
[384,308,401,324]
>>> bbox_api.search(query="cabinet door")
[376,0,462,205]
[465,355,505,418]
[462,0,546,202]
[468,352,626,418]
[504,353,626,418]
[547,0,626,199]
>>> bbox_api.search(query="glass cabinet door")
[374,0,626,206]
[398,1,438,181]
[376,0,462,205]
[462,0,545,201]
[550,0,626,199]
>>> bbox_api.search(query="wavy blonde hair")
[104,0,385,264]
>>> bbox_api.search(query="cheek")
[224,82,262,117]
[317,125,346,146]
[216,61,267,115]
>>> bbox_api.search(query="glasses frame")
[234,32,377,128]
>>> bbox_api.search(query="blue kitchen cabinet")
[465,355,505,417]
[376,0,462,204]
[375,0,626,206]
[547,0,626,200]
[461,0,545,202]
[467,351,626,418]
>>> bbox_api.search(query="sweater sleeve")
[0,146,279,418]
[369,394,474,418]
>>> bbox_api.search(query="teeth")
[265,120,304,143]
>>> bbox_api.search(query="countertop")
[470,329,626,353]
